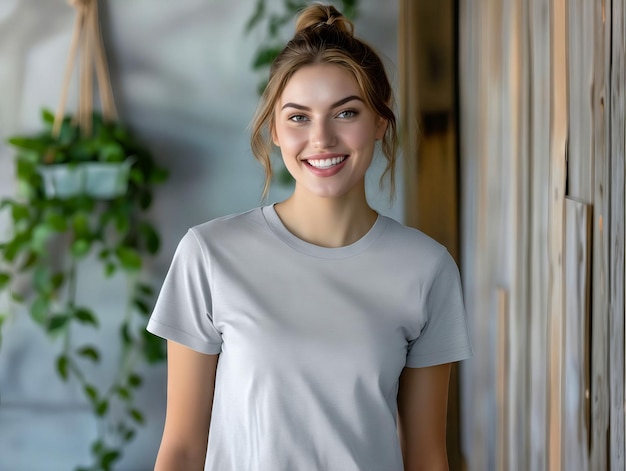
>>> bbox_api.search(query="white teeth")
[307,156,346,169]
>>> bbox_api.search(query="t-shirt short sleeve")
[146,228,222,354]
[406,250,472,368]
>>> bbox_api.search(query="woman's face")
[272,63,387,200]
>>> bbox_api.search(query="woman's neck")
[274,187,378,248]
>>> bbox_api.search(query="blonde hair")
[250,3,398,198]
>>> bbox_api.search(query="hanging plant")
[0,0,167,470]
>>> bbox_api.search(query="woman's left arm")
[397,363,452,471]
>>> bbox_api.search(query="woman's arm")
[397,363,452,471]
[154,340,219,471]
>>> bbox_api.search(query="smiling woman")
[146,4,472,471]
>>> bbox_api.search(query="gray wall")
[0,1,400,469]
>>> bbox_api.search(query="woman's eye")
[337,110,357,119]
[289,114,308,122]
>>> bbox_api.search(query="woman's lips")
[303,154,349,177]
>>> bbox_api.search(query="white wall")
[0,1,400,469]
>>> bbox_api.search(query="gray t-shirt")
[147,205,472,470]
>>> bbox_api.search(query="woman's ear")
[271,126,280,147]
[375,117,388,140]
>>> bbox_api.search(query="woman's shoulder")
[377,216,454,272]
[380,216,446,252]
[190,206,266,237]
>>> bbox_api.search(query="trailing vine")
[0,110,167,470]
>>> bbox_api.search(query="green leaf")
[11,292,25,303]
[41,108,55,124]
[77,345,100,363]
[115,213,130,234]
[91,439,104,456]
[83,384,98,403]
[72,212,90,236]
[33,266,52,293]
[19,251,38,271]
[30,296,49,324]
[45,212,67,232]
[123,428,136,442]
[139,222,160,254]
[127,373,143,388]
[133,298,151,317]
[0,272,10,289]
[8,136,48,152]
[137,283,154,296]
[244,0,266,32]
[116,386,132,401]
[120,322,132,345]
[100,450,121,468]
[98,143,125,162]
[252,45,284,70]
[104,262,116,278]
[142,330,167,364]
[128,408,144,425]
[47,315,70,334]
[31,224,54,254]
[138,190,152,210]
[71,238,91,258]
[115,246,142,271]
[129,168,144,184]
[95,400,109,416]
[51,272,65,290]
[74,307,99,327]
[57,355,69,381]
[149,168,169,184]
[11,204,29,222]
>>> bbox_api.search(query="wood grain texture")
[547,1,568,469]
[609,1,625,468]
[589,0,611,469]
[563,198,592,471]
[527,1,552,469]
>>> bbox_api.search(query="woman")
[147,4,472,470]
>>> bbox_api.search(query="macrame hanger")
[52,0,118,138]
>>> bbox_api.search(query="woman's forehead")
[278,64,362,108]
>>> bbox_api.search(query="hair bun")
[295,4,354,36]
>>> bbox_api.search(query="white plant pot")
[38,159,134,199]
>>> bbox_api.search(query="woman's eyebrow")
[281,95,363,111]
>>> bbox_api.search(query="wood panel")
[397,2,464,469]
[547,0,568,469]
[496,288,509,471]
[457,0,624,469]
[563,198,592,471]
[609,1,626,468]
[527,1,552,468]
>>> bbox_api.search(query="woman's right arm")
[154,340,219,471]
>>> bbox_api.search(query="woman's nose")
[310,120,336,149]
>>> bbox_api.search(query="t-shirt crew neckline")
[261,203,389,259]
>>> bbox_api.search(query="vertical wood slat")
[563,198,592,471]
[527,1,552,469]
[457,2,486,468]
[496,288,509,471]
[589,0,611,469]
[609,1,626,468]
[547,0,568,469]
[458,2,491,469]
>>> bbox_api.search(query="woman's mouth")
[306,156,347,169]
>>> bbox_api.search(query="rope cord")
[52,0,117,137]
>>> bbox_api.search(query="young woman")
[147,4,472,470]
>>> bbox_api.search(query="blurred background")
[0,0,624,470]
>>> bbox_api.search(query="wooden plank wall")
[456,0,625,469]
[608,2,625,469]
